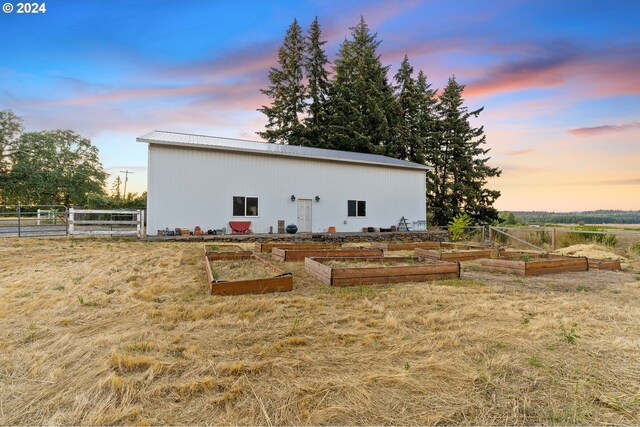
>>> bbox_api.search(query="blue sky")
[1,0,639,210]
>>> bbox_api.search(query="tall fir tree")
[414,70,438,164]
[257,19,306,144]
[303,17,331,148]
[427,76,501,225]
[324,16,397,154]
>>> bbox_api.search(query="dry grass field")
[1,238,640,425]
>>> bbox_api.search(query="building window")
[347,200,366,217]
[233,196,259,217]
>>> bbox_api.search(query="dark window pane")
[246,197,258,216]
[348,200,356,217]
[233,196,245,216]
[357,200,366,217]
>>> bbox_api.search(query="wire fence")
[432,224,640,255]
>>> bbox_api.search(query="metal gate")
[0,205,69,237]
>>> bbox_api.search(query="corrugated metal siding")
[148,144,426,234]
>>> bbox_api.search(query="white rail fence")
[68,209,145,237]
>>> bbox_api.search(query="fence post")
[552,228,556,251]
[141,210,146,237]
[69,208,75,235]
[136,210,142,237]
[17,206,21,237]
[37,209,41,226]
[488,226,493,242]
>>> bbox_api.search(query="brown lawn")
[0,238,639,425]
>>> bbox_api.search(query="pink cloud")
[463,43,640,99]
[568,122,640,136]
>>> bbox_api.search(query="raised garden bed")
[304,256,460,287]
[480,255,588,276]
[441,242,486,249]
[587,258,622,270]
[371,241,441,251]
[203,255,293,295]
[254,241,341,253]
[415,247,499,261]
[272,247,383,262]
[204,244,253,260]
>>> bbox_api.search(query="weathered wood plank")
[525,264,588,276]
[332,271,460,286]
[525,258,588,269]
[275,248,383,262]
[480,258,526,268]
[210,276,293,295]
[587,259,622,270]
[255,241,341,253]
[372,241,442,251]
[332,263,458,279]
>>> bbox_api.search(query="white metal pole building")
[138,131,429,234]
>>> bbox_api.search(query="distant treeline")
[509,210,640,224]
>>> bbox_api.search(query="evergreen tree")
[414,70,438,164]
[324,16,396,154]
[112,175,122,200]
[257,19,306,144]
[303,17,331,148]
[392,56,415,161]
[428,76,501,225]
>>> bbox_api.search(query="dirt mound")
[555,244,623,260]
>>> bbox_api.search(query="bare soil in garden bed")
[204,244,246,253]
[323,258,437,268]
[208,259,278,281]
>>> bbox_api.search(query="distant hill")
[507,210,640,224]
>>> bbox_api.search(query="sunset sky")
[1,0,639,211]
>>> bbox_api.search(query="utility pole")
[120,170,134,197]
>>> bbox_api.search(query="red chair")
[229,221,252,235]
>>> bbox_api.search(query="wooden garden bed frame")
[204,244,253,260]
[440,242,486,249]
[203,255,293,295]
[587,258,622,270]
[480,255,588,276]
[371,241,442,251]
[304,256,460,287]
[254,241,342,253]
[272,247,383,262]
[414,247,499,261]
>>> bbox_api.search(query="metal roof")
[137,130,430,171]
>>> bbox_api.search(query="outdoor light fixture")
[291,195,296,202]
[315,195,320,202]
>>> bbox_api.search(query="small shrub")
[630,242,640,256]
[448,214,473,241]
[521,315,531,325]
[576,285,591,292]
[404,361,410,370]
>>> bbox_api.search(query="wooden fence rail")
[68,208,145,237]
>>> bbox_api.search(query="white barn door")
[297,199,312,232]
